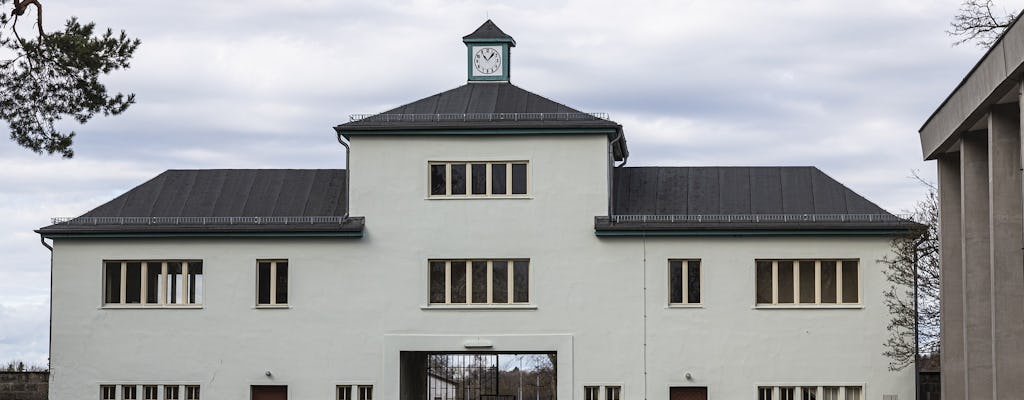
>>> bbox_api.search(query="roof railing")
[609,214,914,224]
[50,216,349,225]
[348,112,610,123]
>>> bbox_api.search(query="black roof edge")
[37,217,366,237]
[594,216,924,236]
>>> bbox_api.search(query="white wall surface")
[48,134,912,399]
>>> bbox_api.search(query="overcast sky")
[1,0,1018,365]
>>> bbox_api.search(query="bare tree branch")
[948,0,1017,47]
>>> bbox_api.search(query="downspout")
[333,128,351,219]
[39,236,53,374]
[912,233,927,400]
[608,130,627,218]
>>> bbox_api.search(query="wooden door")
[252,385,288,400]
[670,387,707,400]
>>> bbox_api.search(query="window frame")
[582,384,624,400]
[667,259,702,307]
[754,259,861,308]
[426,259,532,307]
[101,260,203,308]
[428,160,531,198]
[256,259,289,307]
[757,385,864,400]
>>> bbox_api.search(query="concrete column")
[961,132,994,399]
[989,104,1024,398]
[938,153,965,400]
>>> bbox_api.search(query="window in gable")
[429,161,528,197]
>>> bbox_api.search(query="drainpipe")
[333,128,351,220]
[39,235,53,374]
[912,233,927,400]
[607,130,627,218]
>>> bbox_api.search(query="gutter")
[333,127,352,220]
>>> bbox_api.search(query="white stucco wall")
[47,134,912,399]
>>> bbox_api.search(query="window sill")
[753,304,863,310]
[254,305,291,309]
[421,304,537,311]
[666,304,703,309]
[426,195,533,200]
[100,304,203,309]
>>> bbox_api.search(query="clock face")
[473,46,502,76]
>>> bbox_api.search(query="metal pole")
[913,235,926,400]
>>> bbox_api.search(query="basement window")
[185,386,200,400]
[103,260,203,307]
[165,385,179,400]
[759,385,862,400]
[755,260,859,306]
[124,385,138,400]
[429,259,529,305]
[257,260,289,306]
[144,385,158,400]
[429,161,529,197]
[101,385,117,400]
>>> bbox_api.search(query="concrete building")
[39,21,916,400]
[917,11,1024,400]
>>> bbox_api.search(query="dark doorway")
[401,352,556,400]
[252,385,287,400]
[670,387,707,400]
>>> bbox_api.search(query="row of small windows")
[99,384,373,400]
[584,385,621,400]
[102,258,859,308]
[429,259,529,304]
[758,385,863,400]
[101,384,199,400]
[429,161,528,197]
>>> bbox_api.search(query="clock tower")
[463,20,515,82]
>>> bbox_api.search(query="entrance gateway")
[403,352,556,400]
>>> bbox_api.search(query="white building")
[38,21,916,400]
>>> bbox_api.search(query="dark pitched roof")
[462,20,515,45]
[597,166,919,232]
[336,82,628,160]
[37,169,363,236]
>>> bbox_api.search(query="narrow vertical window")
[584,386,599,400]
[471,261,488,303]
[471,163,487,195]
[167,262,183,304]
[798,261,815,304]
[822,387,839,400]
[606,386,622,400]
[758,387,774,400]
[430,164,447,195]
[801,386,817,400]
[105,262,122,304]
[338,386,352,400]
[513,260,529,303]
[687,260,701,304]
[429,261,447,304]
[777,261,794,304]
[358,385,373,400]
[669,260,684,304]
[755,261,773,304]
[165,385,180,400]
[491,164,507,194]
[450,164,467,195]
[820,261,838,304]
[275,261,289,305]
[125,262,143,303]
[844,387,862,400]
[185,385,200,400]
[842,261,859,304]
[491,261,508,303]
[188,262,203,304]
[511,163,527,194]
[450,261,467,304]
[102,385,117,400]
[145,262,161,304]
[257,261,272,305]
